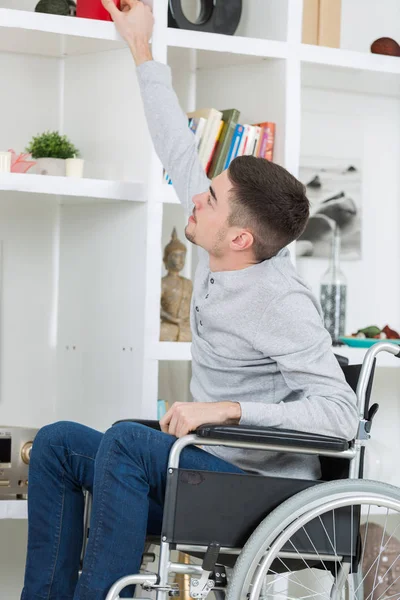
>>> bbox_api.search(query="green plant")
[25,130,80,159]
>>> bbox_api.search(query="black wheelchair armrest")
[195,424,350,452]
[113,419,161,431]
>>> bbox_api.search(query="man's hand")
[101,0,154,65]
[160,401,242,438]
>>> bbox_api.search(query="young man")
[21,1,358,598]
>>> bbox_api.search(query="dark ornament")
[67,0,76,16]
[168,0,242,36]
[35,0,70,15]
[371,37,400,57]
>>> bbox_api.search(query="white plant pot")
[35,158,66,176]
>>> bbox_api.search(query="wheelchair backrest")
[319,360,376,481]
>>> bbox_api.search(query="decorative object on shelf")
[35,0,70,16]
[302,0,342,48]
[66,156,84,178]
[339,323,400,347]
[339,336,400,348]
[319,222,347,344]
[302,0,319,45]
[371,37,400,57]
[8,149,36,174]
[299,159,361,260]
[76,0,119,21]
[160,228,192,343]
[168,0,242,36]
[67,0,77,16]
[360,522,400,600]
[0,151,12,173]
[25,130,80,176]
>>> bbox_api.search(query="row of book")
[165,108,276,183]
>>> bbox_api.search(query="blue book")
[223,124,244,170]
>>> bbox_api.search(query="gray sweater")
[137,60,358,479]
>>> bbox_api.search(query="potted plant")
[25,131,80,176]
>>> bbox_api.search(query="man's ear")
[231,230,254,252]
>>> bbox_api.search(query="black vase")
[168,0,242,35]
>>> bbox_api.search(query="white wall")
[298,86,400,336]
[341,0,400,53]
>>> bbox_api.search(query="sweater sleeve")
[136,60,210,214]
[239,290,359,441]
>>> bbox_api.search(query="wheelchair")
[82,341,400,600]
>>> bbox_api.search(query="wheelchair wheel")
[227,479,400,600]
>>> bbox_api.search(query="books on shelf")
[164,108,276,184]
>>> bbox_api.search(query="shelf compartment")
[301,44,400,98]
[0,8,125,57]
[0,173,145,203]
[333,346,400,368]
[300,44,400,74]
[167,28,288,69]
[149,342,192,361]
[0,500,27,519]
[161,184,180,204]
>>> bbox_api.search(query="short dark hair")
[228,156,310,261]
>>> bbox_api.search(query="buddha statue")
[160,228,193,342]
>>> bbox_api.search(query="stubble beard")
[184,225,196,245]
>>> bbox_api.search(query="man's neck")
[209,253,259,273]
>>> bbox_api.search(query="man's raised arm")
[102,0,209,213]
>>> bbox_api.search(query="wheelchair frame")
[102,342,400,600]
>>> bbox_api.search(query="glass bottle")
[320,226,347,344]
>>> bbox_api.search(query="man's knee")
[31,421,87,459]
[103,421,160,454]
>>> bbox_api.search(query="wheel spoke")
[371,558,400,600]
[231,483,400,600]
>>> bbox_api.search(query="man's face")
[185,170,233,257]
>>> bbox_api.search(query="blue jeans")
[21,421,243,600]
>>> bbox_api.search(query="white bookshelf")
[148,341,191,361]
[0,500,28,520]
[0,172,144,202]
[0,8,125,56]
[333,346,400,368]
[0,0,399,522]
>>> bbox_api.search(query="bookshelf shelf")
[148,342,192,361]
[333,346,400,369]
[0,173,145,203]
[0,8,125,57]
[0,500,27,520]
[300,43,400,75]
[167,28,288,68]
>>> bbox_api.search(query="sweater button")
[196,306,199,312]
[200,320,203,326]
[210,278,214,284]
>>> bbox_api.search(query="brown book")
[302,0,319,45]
[318,0,342,48]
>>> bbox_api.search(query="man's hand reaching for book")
[101,0,154,65]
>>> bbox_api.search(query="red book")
[76,0,120,21]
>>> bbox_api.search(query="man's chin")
[184,225,197,245]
